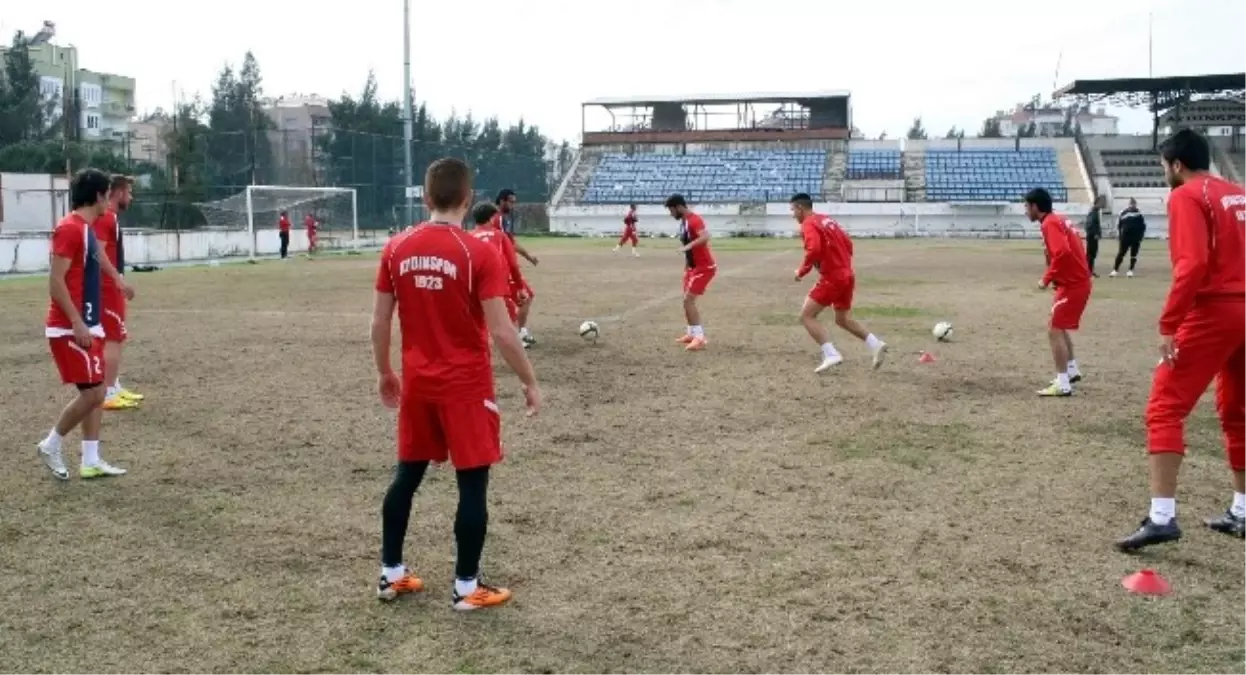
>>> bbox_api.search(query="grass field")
[1,237,1243,673]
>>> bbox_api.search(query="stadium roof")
[582,90,851,107]
[1053,73,1245,109]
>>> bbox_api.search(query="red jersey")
[304,215,317,233]
[678,211,715,269]
[472,221,525,287]
[797,213,854,280]
[46,213,104,339]
[1039,212,1091,288]
[1159,174,1246,335]
[375,223,510,401]
[624,209,637,230]
[488,211,517,240]
[91,209,122,296]
[279,215,291,232]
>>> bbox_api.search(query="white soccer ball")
[578,320,600,342]
[932,321,953,342]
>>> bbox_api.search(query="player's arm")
[478,247,540,413]
[48,255,84,329]
[94,248,134,299]
[1039,220,1067,287]
[680,221,710,252]
[512,238,538,266]
[501,235,527,289]
[795,222,821,279]
[1157,193,1208,336]
[370,291,397,373]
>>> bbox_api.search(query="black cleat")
[1116,517,1182,552]
[1204,510,1246,539]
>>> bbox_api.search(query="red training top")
[1159,174,1245,335]
[375,222,510,401]
[46,212,105,339]
[304,214,317,233]
[472,219,526,289]
[624,209,637,229]
[91,209,122,298]
[798,213,854,280]
[1039,212,1091,288]
[279,215,291,232]
[678,211,715,269]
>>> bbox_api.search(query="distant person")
[789,193,888,373]
[665,193,715,351]
[471,202,529,330]
[1084,195,1104,277]
[304,212,319,255]
[94,174,142,412]
[1026,187,1093,397]
[370,157,540,609]
[1117,129,1245,551]
[1111,197,1146,277]
[614,203,640,256]
[278,211,292,259]
[491,189,539,347]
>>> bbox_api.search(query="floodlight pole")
[402,0,415,227]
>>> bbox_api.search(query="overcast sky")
[6,0,1243,142]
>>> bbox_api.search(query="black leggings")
[381,461,490,580]
[1114,232,1142,272]
[1086,237,1099,272]
[279,231,290,258]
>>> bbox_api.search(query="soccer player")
[1084,195,1103,277]
[665,194,715,351]
[1111,197,1146,277]
[95,175,143,411]
[492,189,539,346]
[37,168,127,480]
[371,158,541,610]
[471,202,529,329]
[304,212,318,255]
[1117,129,1245,551]
[789,193,888,373]
[278,211,292,259]
[613,203,640,256]
[1026,187,1092,397]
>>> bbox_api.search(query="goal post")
[195,185,359,259]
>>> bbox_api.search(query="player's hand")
[1158,334,1178,367]
[1037,279,1049,291]
[523,383,541,417]
[121,281,136,301]
[377,371,402,409]
[72,320,92,349]
[793,270,804,282]
[515,289,530,304]
[679,245,689,253]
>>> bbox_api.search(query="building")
[127,113,172,166]
[261,93,332,186]
[3,22,137,146]
[993,103,1118,137]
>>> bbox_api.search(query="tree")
[0,31,57,145]
[978,117,1003,138]
[1018,121,1038,138]
[906,116,927,140]
[944,126,965,140]
[204,52,275,196]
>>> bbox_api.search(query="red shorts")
[398,395,502,469]
[1050,283,1091,330]
[808,275,855,310]
[102,292,128,343]
[48,336,105,385]
[683,266,716,296]
[619,229,638,246]
[308,232,318,248]
[512,279,534,305]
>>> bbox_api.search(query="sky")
[5,0,1244,143]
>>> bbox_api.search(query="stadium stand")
[846,149,902,179]
[581,149,828,203]
[923,147,1068,202]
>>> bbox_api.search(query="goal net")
[194,185,358,258]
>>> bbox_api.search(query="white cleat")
[871,343,889,370]
[80,461,128,479]
[814,354,844,373]
[1109,270,1118,278]
[1126,270,1134,278]
[38,440,69,481]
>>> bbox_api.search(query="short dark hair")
[426,158,473,211]
[629,203,637,209]
[789,192,814,209]
[70,168,110,209]
[1159,128,1210,172]
[1024,188,1053,214]
[109,174,133,192]
[664,194,686,209]
[472,202,498,225]
[494,188,516,205]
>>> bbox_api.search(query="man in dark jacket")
[1084,195,1104,277]
[1112,197,1146,277]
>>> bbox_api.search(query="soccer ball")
[932,321,953,342]
[578,320,600,342]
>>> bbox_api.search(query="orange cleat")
[452,582,513,611]
[377,572,425,601]
[685,336,707,351]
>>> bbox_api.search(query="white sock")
[82,440,100,467]
[382,565,405,583]
[820,343,840,359]
[1056,372,1071,390]
[113,378,122,391]
[1231,492,1246,519]
[690,325,704,338]
[454,576,478,597]
[1067,360,1079,376]
[1149,497,1176,525]
[865,334,883,351]
[685,325,693,336]
[106,385,119,399]
[518,327,530,337]
[43,429,63,449]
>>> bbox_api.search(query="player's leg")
[682,269,714,351]
[1206,343,1246,537]
[516,282,536,347]
[1111,236,1127,276]
[444,398,510,610]
[1118,307,1236,550]
[628,232,640,256]
[1039,287,1087,396]
[801,294,842,373]
[1061,331,1084,383]
[1086,237,1099,276]
[1127,234,1141,276]
[77,397,125,478]
[614,232,627,252]
[826,276,886,368]
[378,396,441,600]
[677,271,697,344]
[39,340,108,480]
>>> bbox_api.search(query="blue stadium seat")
[846,150,901,180]
[923,148,1068,202]
[581,149,829,204]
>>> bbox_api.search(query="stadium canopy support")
[1053,73,1245,149]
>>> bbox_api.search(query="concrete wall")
[0,173,69,232]
[1,227,386,275]
[548,201,1163,240]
